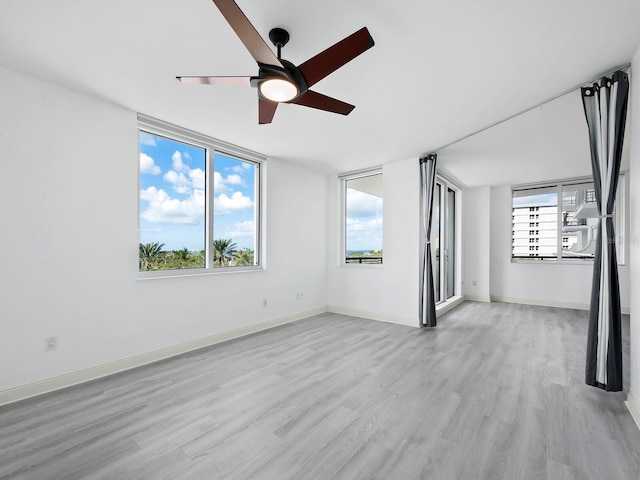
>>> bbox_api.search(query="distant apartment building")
[512,205,558,258]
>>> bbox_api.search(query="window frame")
[511,174,626,265]
[137,114,266,278]
[339,167,383,267]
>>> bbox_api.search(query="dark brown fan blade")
[212,0,282,67]
[298,27,374,88]
[293,90,355,115]
[259,98,278,124]
[177,76,251,86]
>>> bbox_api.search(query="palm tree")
[234,249,255,266]
[213,239,238,266]
[139,242,165,271]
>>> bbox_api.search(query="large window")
[138,116,262,274]
[343,171,383,264]
[512,176,624,262]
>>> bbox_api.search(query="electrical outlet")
[472,280,477,286]
[263,299,268,307]
[45,336,57,351]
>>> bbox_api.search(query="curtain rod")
[436,62,631,152]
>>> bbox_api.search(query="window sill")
[339,263,383,269]
[511,258,593,265]
[137,265,264,280]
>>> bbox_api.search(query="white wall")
[462,187,491,301]
[327,158,420,327]
[0,67,328,398]
[629,47,640,423]
[487,186,630,311]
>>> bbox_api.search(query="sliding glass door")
[431,178,458,303]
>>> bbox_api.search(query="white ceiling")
[1,0,639,184]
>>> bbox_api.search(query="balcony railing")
[563,217,587,227]
[345,256,383,264]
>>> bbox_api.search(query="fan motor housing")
[254,60,308,102]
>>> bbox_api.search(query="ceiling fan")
[177,0,375,124]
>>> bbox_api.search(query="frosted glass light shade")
[259,78,298,102]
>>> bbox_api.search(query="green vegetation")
[345,249,383,264]
[139,239,254,271]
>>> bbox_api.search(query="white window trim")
[511,173,626,266]
[338,167,383,268]
[137,114,266,279]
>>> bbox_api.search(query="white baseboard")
[626,389,640,432]
[463,294,491,303]
[327,306,418,328]
[0,307,328,407]
[489,295,630,315]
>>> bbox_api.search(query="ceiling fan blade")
[212,0,282,67]
[259,98,278,124]
[298,27,374,88]
[293,90,355,115]
[177,76,251,86]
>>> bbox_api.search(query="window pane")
[433,184,441,302]
[512,187,558,260]
[561,182,596,260]
[213,153,258,267]
[345,173,383,264]
[446,187,455,299]
[139,131,206,271]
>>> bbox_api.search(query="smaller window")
[343,171,383,265]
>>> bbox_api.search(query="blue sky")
[512,192,557,208]
[139,131,256,251]
[345,188,383,251]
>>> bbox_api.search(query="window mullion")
[206,148,214,269]
[557,184,562,260]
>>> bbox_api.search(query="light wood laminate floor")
[1,301,639,479]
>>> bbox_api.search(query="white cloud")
[226,174,244,186]
[172,151,188,172]
[346,189,383,217]
[215,192,254,214]
[189,168,205,190]
[231,163,252,174]
[223,220,255,238]
[213,171,226,192]
[140,186,204,224]
[346,216,383,231]
[346,217,383,250]
[163,170,191,194]
[140,132,157,146]
[140,153,161,175]
[162,152,205,194]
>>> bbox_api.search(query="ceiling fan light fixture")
[259,78,298,102]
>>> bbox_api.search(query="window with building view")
[138,118,261,274]
[512,177,623,262]
[344,172,383,264]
